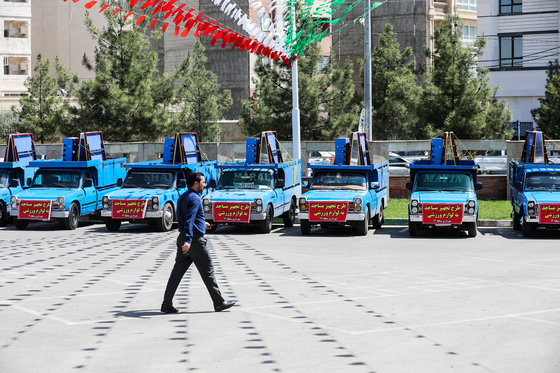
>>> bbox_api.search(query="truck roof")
[217,160,300,171]
[0,161,34,170]
[125,160,218,170]
[524,165,560,173]
[307,163,385,172]
[410,159,478,172]
[29,159,107,169]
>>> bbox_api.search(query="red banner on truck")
[18,200,52,221]
[308,201,349,222]
[539,204,560,224]
[422,203,463,224]
[213,202,251,223]
[111,199,147,219]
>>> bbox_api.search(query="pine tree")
[531,60,560,138]
[66,7,177,142]
[420,15,512,139]
[12,54,62,143]
[173,41,232,142]
[239,43,361,141]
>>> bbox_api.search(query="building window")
[500,0,522,14]
[500,36,522,67]
[457,0,476,11]
[462,26,477,46]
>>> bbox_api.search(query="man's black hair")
[187,172,204,188]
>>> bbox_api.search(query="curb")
[279,218,513,227]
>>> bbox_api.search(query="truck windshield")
[31,170,81,188]
[0,171,7,189]
[525,172,560,190]
[415,172,473,192]
[217,171,272,190]
[123,171,174,189]
[311,172,366,191]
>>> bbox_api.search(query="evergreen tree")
[173,41,232,142]
[12,54,63,143]
[363,23,425,140]
[66,7,177,142]
[0,111,20,140]
[420,15,512,139]
[239,43,361,141]
[531,59,560,138]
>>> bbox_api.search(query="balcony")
[433,0,450,16]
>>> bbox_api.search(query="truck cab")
[100,133,219,232]
[406,133,483,237]
[509,131,560,237]
[298,132,389,235]
[10,132,126,230]
[202,131,302,233]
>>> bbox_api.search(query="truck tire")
[372,205,384,229]
[357,206,369,236]
[300,219,311,235]
[467,222,477,237]
[282,199,296,228]
[14,218,28,230]
[408,221,419,236]
[64,202,79,230]
[103,218,121,232]
[156,203,174,232]
[522,219,535,238]
[512,209,521,231]
[259,205,273,233]
[0,202,7,227]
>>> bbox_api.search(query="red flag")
[112,8,122,17]
[130,0,140,7]
[99,4,109,12]
[150,19,158,30]
[124,11,134,20]
[85,1,97,9]
[181,18,195,37]
[193,22,204,38]
[174,25,180,37]
[136,15,146,25]
[162,22,169,33]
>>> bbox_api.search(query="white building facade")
[478,0,560,137]
[1,0,31,97]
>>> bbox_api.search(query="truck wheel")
[467,222,477,237]
[259,205,273,233]
[103,218,121,232]
[512,209,521,231]
[64,202,79,230]
[157,203,174,232]
[0,202,7,227]
[301,219,311,235]
[372,205,384,229]
[522,219,535,238]
[14,218,28,230]
[282,199,296,228]
[408,221,419,236]
[357,207,369,236]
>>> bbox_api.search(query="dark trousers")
[163,234,225,308]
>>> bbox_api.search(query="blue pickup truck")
[100,133,219,232]
[509,131,560,237]
[1,133,39,226]
[406,134,483,237]
[10,132,126,230]
[298,132,389,235]
[202,131,302,233]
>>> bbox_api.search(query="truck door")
[81,171,97,214]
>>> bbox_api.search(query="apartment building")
[478,0,560,136]
[1,0,31,98]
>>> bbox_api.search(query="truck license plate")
[422,203,463,225]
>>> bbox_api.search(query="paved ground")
[2,221,560,373]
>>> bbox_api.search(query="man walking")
[161,172,235,313]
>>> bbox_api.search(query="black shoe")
[215,300,236,312]
[161,303,178,314]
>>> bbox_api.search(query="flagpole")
[364,0,372,141]
[291,6,301,160]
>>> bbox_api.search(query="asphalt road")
[1,221,560,373]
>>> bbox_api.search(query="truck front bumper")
[11,210,70,218]
[409,215,477,223]
[101,210,163,218]
[298,212,366,221]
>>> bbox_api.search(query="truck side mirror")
[9,179,19,188]
[406,182,413,191]
[515,181,522,190]
[27,178,32,187]
[208,179,217,189]
[84,178,93,188]
[117,178,123,187]
[177,179,187,189]
[275,179,285,189]
[302,181,309,188]
[475,182,483,191]
[370,182,379,189]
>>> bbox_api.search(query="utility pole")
[291,6,301,160]
[364,0,372,141]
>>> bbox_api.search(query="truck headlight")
[204,205,210,212]
[468,200,475,208]
[412,207,418,214]
[411,200,418,207]
[57,196,65,210]
[255,198,263,206]
[468,208,475,214]
[152,196,159,210]
[354,197,362,206]
[10,196,17,209]
[527,201,536,214]
[203,198,210,206]
[256,205,263,213]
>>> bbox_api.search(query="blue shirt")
[177,188,206,243]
